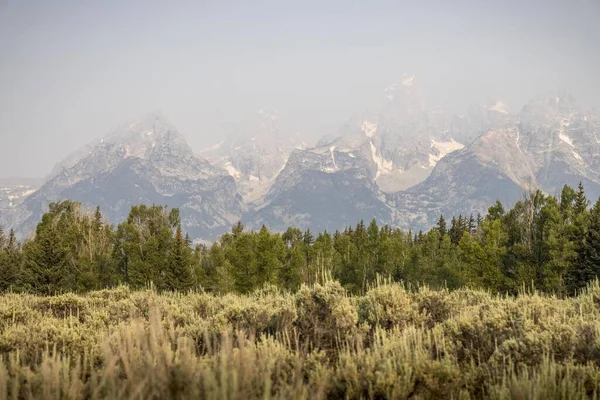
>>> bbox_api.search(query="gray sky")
[1,0,599,178]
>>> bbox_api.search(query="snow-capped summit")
[488,101,510,114]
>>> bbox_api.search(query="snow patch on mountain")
[559,133,574,147]
[362,121,378,138]
[572,151,583,162]
[329,146,338,170]
[489,101,510,114]
[200,141,224,153]
[370,141,393,179]
[429,139,464,167]
[224,161,241,179]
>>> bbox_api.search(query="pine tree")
[0,229,21,292]
[165,225,195,291]
[476,213,484,229]
[468,214,476,234]
[6,229,17,253]
[487,200,505,221]
[437,215,447,237]
[25,228,71,294]
[303,229,315,246]
[93,206,103,232]
[574,182,589,215]
[568,198,600,294]
[450,216,461,244]
[0,225,5,251]
[255,225,284,286]
[232,221,244,237]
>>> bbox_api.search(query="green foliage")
[2,281,600,397]
[570,198,600,294]
[2,183,600,298]
[295,281,358,349]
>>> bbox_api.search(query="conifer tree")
[487,200,505,221]
[93,206,103,232]
[574,182,589,215]
[255,225,285,286]
[468,214,476,234]
[165,225,195,291]
[24,225,71,294]
[0,225,5,250]
[437,215,447,237]
[568,198,600,294]
[303,229,315,246]
[6,229,18,253]
[476,213,484,229]
[0,225,19,291]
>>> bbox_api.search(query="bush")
[0,281,598,398]
[295,281,358,349]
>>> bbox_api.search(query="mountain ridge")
[2,82,599,240]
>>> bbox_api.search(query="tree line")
[1,183,600,296]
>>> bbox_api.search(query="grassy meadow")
[0,280,600,399]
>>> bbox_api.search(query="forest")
[1,183,600,398]
[1,183,599,297]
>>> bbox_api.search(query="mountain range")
[2,76,599,241]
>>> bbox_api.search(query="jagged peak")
[113,110,179,140]
[487,100,510,114]
[522,90,578,115]
[383,73,419,100]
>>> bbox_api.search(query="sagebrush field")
[1,280,600,399]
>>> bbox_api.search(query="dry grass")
[1,281,600,399]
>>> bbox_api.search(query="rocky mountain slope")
[2,82,599,240]
[392,92,600,230]
[8,112,244,239]
[199,110,305,204]
[0,178,41,210]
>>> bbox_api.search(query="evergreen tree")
[476,213,484,229]
[468,214,476,234]
[569,198,600,294]
[437,215,447,237]
[303,229,315,246]
[574,182,589,215]
[255,225,285,286]
[487,200,505,221]
[24,226,71,294]
[165,225,195,291]
[93,206,103,232]
[0,226,21,291]
[6,229,17,253]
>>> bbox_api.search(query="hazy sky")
[1,0,599,178]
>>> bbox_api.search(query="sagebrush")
[1,280,600,399]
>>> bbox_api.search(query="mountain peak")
[521,91,578,120]
[401,74,416,88]
[488,100,510,114]
[383,73,419,100]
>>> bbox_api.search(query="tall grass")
[1,280,600,399]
